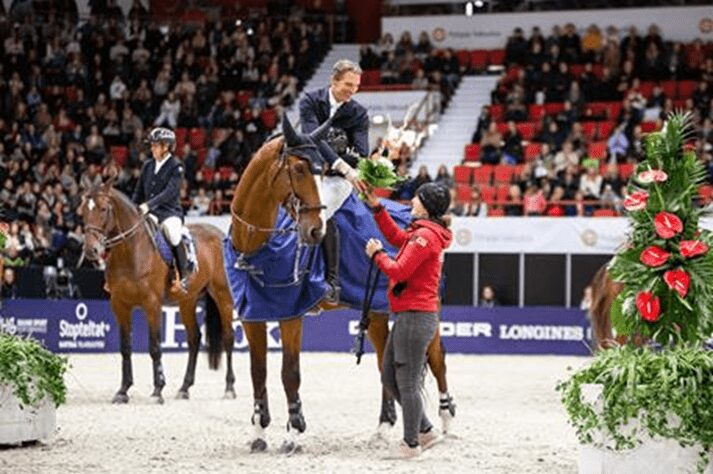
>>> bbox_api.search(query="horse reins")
[84,192,146,250]
[230,143,325,236]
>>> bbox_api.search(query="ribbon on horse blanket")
[223,207,329,322]
[223,195,413,322]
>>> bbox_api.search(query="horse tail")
[205,292,223,370]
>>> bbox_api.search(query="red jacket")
[372,207,452,313]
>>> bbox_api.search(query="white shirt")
[154,154,171,174]
[328,88,344,118]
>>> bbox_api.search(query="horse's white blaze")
[88,198,96,211]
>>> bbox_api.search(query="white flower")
[377,157,394,170]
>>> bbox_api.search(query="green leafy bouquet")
[357,157,405,189]
[558,113,713,472]
[0,332,68,408]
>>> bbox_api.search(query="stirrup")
[324,282,340,304]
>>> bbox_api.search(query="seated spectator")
[208,189,227,216]
[3,246,26,268]
[601,163,624,197]
[480,122,502,165]
[465,187,488,218]
[579,160,603,200]
[471,105,492,143]
[523,182,546,216]
[480,285,498,308]
[434,164,453,189]
[413,165,432,189]
[1,267,17,299]
[504,184,523,216]
[607,123,630,161]
[538,121,565,152]
[554,141,579,173]
[545,185,566,217]
[502,121,523,165]
[189,187,211,217]
[447,188,465,216]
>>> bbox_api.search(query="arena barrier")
[0,300,592,356]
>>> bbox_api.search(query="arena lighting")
[235,19,242,26]
[246,27,254,36]
[465,2,474,16]
[474,0,484,7]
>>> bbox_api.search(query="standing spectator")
[465,187,488,218]
[480,285,498,308]
[480,122,502,165]
[523,182,546,216]
[1,267,17,299]
[434,164,453,189]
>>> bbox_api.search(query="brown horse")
[230,119,453,454]
[79,178,236,404]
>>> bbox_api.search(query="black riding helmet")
[416,182,451,219]
[146,127,177,152]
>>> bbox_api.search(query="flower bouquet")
[558,113,713,473]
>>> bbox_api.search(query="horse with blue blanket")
[224,117,454,453]
[79,176,236,404]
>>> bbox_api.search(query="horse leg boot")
[427,332,456,435]
[321,219,341,304]
[113,323,133,404]
[243,322,270,452]
[279,318,305,455]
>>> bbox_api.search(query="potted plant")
[558,114,713,473]
[0,332,68,444]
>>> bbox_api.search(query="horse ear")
[282,115,299,147]
[308,114,334,142]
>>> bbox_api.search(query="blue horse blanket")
[223,194,412,321]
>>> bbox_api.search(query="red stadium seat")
[496,122,509,135]
[488,207,505,217]
[660,80,677,99]
[261,108,278,129]
[528,104,546,121]
[591,64,604,79]
[618,163,634,181]
[638,81,655,99]
[544,102,565,115]
[479,185,495,204]
[581,122,598,140]
[470,50,489,70]
[495,184,510,202]
[453,165,472,185]
[568,64,584,78]
[473,165,493,185]
[493,164,515,184]
[189,128,206,149]
[593,209,618,217]
[588,141,608,159]
[516,122,537,141]
[202,167,215,182]
[605,102,622,120]
[677,80,697,99]
[219,166,233,180]
[196,148,207,168]
[175,128,188,149]
[110,146,129,168]
[489,104,504,122]
[362,70,381,86]
[456,184,471,202]
[598,121,616,139]
[455,50,471,69]
[464,143,481,162]
[236,90,253,108]
[587,102,609,118]
[488,49,506,66]
[640,121,660,133]
[524,142,541,162]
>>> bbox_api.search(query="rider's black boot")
[322,218,341,304]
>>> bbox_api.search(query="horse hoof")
[368,423,392,448]
[151,395,165,405]
[112,393,129,404]
[224,389,236,400]
[250,438,268,453]
[176,390,190,400]
[279,440,302,456]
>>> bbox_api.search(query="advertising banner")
[0,300,592,356]
[382,7,713,50]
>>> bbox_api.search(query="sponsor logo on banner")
[580,229,598,247]
[1,316,48,337]
[58,302,111,350]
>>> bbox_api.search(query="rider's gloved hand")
[139,203,150,215]
[333,158,368,194]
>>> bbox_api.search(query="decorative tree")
[608,113,713,345]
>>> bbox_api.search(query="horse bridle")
[83,192,145,252]
[230,143,326,236]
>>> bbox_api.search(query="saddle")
[145,218,199,275]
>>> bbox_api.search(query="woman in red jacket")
[364,182,453,459]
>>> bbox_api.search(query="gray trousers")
[381,311,438,447]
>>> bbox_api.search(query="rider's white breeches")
[161,216,183,246]
[321,176,353,221]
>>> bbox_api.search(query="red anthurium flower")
[640,245,670,267]
[663,269,690,298]
[680,240,708,258]
[638,169,668,184]
[654,212,683,239]
[636,291,661,322]
[623,190,649,211]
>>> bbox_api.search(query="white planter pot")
[0,384,56,444]
[578,383,712,474]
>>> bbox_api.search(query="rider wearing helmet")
[133,127,189,291]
